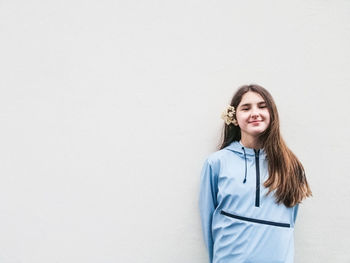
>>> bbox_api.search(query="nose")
[251,109,259,119]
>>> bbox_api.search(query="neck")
[240,136,262,150]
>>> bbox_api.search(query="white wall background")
[0,0,349,262]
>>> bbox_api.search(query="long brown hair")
[219,84,312,207]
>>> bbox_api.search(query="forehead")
[239,91,265,105]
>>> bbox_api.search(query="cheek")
[264,111,271,125]
[236,115,250,129]
[235,113,246,125]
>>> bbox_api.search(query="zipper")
[221,210,290,228]
[254,149,260,207]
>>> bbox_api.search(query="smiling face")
[236,91,270,141]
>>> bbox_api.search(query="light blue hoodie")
[199,141,299,263]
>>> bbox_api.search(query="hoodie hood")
[224,140,267,184]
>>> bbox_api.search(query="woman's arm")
[199,159,218,263]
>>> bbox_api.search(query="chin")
[249,129,267,136]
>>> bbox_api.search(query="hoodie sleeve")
[199,158,218,263]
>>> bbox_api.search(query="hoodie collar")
[225,140,266,159]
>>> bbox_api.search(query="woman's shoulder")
[205,145,239,166]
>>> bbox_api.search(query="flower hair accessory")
[221,105,238,126]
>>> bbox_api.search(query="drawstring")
[242,147,247,183]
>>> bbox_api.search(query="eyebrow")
[239,101,266,107]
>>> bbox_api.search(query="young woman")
[199,84,311,263]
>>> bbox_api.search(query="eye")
[259,104,267,108]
